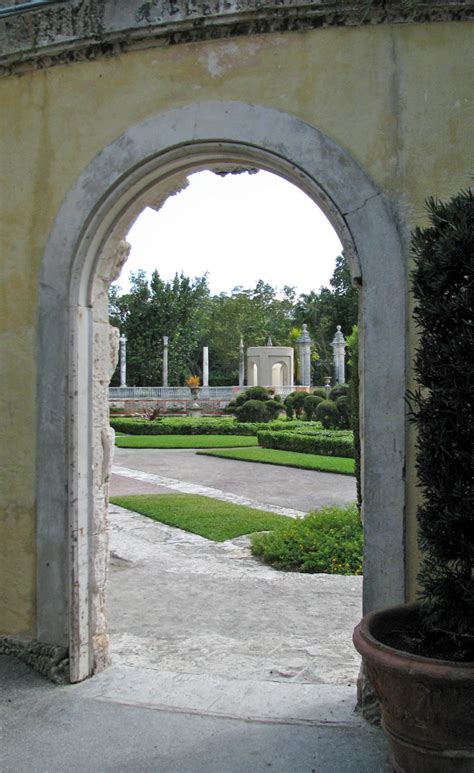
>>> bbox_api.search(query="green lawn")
[197,447,355,475]
[110,493,291,541]
[115,434,259,449]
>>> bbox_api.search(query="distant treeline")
[109,253,358,387]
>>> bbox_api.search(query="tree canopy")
[109,254,358,386]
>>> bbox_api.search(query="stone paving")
[109,448,361,696]
[108,504,362,688]
[1,450,392,772]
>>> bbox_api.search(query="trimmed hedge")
[110,416,312,437]
[257,429,355,458]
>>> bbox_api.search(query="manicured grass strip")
[197,447,355,475]
[115,434,258,449]
[110,493,291,541]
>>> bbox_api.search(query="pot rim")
[353,602,474,679]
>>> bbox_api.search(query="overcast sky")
[116,170,342,297]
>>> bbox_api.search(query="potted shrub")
[353,189,474,772]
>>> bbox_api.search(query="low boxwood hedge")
[110,416,313,437]
[257,429,354,458]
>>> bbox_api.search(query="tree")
[109,270,209,386]
[293,253,358,384]
[199,281,297,385]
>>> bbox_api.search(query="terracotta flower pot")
[353,603,474,773]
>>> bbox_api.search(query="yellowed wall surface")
[0,21,472,633]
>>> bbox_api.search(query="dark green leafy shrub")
[235,386,271,407]
[284,395,294,419]
[315,399,339,429]
[263,399,283,420]
[258,429,354,458]
[303,394,323,421]
[329,384,349,402]
[312,387,328,399]
[251,504,362,574]
[408,189,474,660]
[335,395,350,429]
[235,400,270,423]
[288,391,307,418]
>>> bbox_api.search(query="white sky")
[115,170,342,297]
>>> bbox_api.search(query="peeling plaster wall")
[0,20,472,636]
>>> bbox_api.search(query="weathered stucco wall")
[0,19,472,635]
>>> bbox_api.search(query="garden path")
[0,453,391,773]
[111,447,356,512]
[108,449,363,722]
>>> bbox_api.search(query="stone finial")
[332,325,345,345]
[267,336,273,346]
[296,323,312,344]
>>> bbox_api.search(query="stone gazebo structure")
[246,338,294,388]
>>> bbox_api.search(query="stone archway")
[37,102,406,682]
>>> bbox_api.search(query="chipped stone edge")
[1,1,473,77]
[0,635,70,684]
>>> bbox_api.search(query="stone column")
[162,336,169,387]
[331,325,346,384]
[203,346,209,387]
[239,336,245,387]
[119,334,127,387]
[296,324,312,387]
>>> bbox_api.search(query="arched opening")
[252,362,258,387]
[37,103,406,682]
[271,362,283,387]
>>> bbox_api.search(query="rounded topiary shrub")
[264,399,283,420]
[284,395,294,420]
[315,399,339,429]
[330,384,349,402]
[232,386,273,411]
[303,394,323,421]
[290,391,307,418]
[312,387,328,399]
[336,395,350,429]
[235,399,269,423]
[242,386,271,402]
